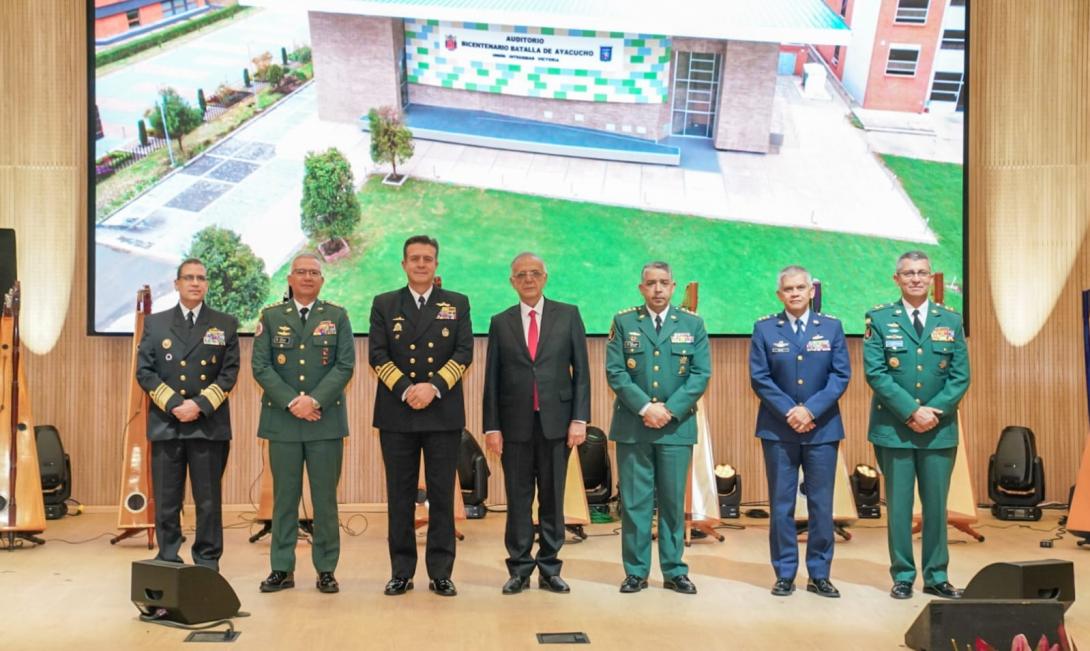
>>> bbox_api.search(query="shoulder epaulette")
[261,302,282,313]
[870,302,896,311]
[817,312,839,321]
[941,303,958,312]
[321,300,344,309]
[757,313,777,322]
[616,306,638,315]
[678,306,697,315]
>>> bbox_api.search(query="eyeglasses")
[178,274,207,282]
[291,269,323,277]
[898,270,932,279]
[513,271,544,280]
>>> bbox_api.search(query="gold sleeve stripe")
[437,361,467,390]
[150,383,176,412]
[200,384,228,410]
[373,362,404,392]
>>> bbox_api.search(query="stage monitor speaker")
[963,559,1075,611]
[0,228,15,294]
[904,600,1065,651]
[131,560,240,624]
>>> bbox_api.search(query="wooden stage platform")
[3,508,1088,649]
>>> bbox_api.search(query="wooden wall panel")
[1,0,1088,508]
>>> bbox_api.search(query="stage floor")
[3,508,1087,649]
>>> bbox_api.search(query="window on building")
[126,9,140,28]
[941,29,966,49]
[894,0,930,24]
[832,45,841,66]
[949,0,966,6]
[671,51,722,138]
[839,0,849,16]
[161,1,192,17]
[885,45,920,76]
[930,70,964,107]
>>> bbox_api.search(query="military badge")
[885,339,904,350]
[437,304,458,320]
[678,366,687,376]
[273,335,293,347]
[608,323,616,341]
[162,338,172,350]
[255,321,263,337]
[203,327,226,346]
[679,356,688,366]
[939,359,948,369]
[277,353,287,365]
[322,347,331,365]
[889,357,901,368]
[671,332,694,344]
[931,327,955,342]
[211,355,217,364]
[626,358,636,369]
[393,322,402,333]
[771,340,790,353]
[806,339,831,352]
[313,320,337,336]
[442,327,450,337]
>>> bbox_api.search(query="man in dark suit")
[253,252,355,594]
[482,252,590,595]
[369,234,473,597]
[748,265,851,599]
[136,257,239,572]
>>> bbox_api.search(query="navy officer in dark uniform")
[748,265,850,598]
[136,257,240,572]
[369,235,473,597]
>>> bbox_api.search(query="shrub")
[289,45,312,64]
[137,119,149,146]
[251,51,272,82]
[266,64,284,89]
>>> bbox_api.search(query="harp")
[0,282,47,547]
[111,286,156,548]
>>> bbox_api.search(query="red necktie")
[528,309,539,411]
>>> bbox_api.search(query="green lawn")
[264,154,963,335]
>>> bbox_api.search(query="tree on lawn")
[185,226,270,323]
[145,87,203,158]
[368,106,414,181]
[301,147,361,257]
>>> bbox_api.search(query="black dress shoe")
[316,572,339,594]
[502,575,530,595]
[619,575,648,593]
[538,575,571,593]
[890,581,914,599]
[383,577,414,596]
[771,578,795,596]
[429,578,457,596]
[663,574,697,594]
[923,582,963,599]
[260,570,295,593]
[806,578,840,598]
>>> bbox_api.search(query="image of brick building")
[94,0,209,42]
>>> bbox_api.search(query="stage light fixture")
[578,426,613,514]
[715,464,741,519]
[989,426,1045,521]
[458,429,490,519]
[850,464,881,519]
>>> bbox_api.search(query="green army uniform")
[252,300,355,574]
[605,305,711,581]
[863,300,970,587]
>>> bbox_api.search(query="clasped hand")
[406,383,438,410]
[786,405,815,434]
[907,406,943,433]
[288,395,322,421]
[642,403,672,429]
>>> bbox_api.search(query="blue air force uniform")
[748,310,850,582]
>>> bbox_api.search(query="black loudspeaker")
[457,429,489,519]
[0,228,15,295]
[131,560,241,624]
[989,425,1045,520]
[35,425,71,520]
[963,560,1075,611]
[904,600,1065,650]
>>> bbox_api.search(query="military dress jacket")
[136,304,240,442]
[369,287,473,433]
[605,305,711,446]
[863,301,970,449]
[749,311,851,445]
[252,300,355,442]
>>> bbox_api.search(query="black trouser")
[379,429,460,580]
[502,413,568,578]
[151,438,230,571]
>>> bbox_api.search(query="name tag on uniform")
[437,304,457,320]
[203,327,226,346]
[931,327,955,342]
[885,339,905,350]
[771,340,791,354]
[671,332,693,344]
[313,320,337,336]
[806,339,831,352]
[273,335,293,347]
